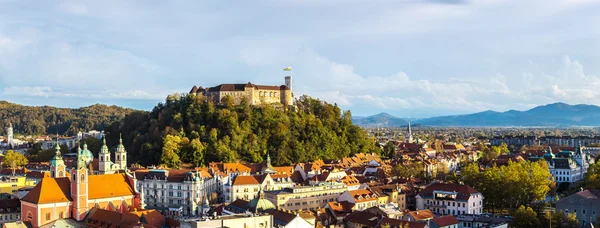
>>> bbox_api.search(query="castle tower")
[98,137,111,174]
[115,134,127,170]
[71,152,89,221]
[50,138,66,178]
[406,121,414,143]
[285,76,292,91]
[6,122,13,148]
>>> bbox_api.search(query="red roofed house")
[337,189,378,211]
[416,183,483,216]
[429,215,459,228]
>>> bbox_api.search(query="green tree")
[3,150,28,168]
[383,142,396,158]
[511,205,540,228]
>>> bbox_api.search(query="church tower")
[71,151,89,221]
[6,122,13,148]
[50,139,66,178]
[115,134,127,170]
[406,121,414,143]
[98,137,111,174]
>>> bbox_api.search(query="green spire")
[100,136,109,154]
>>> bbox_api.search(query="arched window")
[26,212,32,221]
[100,157,103,161]
[58,171,63,177]
[259,91,263,96]
[80,174,85,182]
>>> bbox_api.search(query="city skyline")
[1,0,600,117]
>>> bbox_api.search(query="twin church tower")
[50,134,128,178]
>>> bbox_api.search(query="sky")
[1,0,600,118]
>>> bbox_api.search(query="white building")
[134,168,214,217]
[416,183,484,215]
[98,136,127,175]
[337,189,378,211]
[41,137,78,150]
[229,173,295,202]
[529,144,595,183]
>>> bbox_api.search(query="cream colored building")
[190,77,293,106]
[230,174,295,202]
[265,182,347,211]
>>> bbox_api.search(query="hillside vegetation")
[104,94,378,167]
[0,101,136,136]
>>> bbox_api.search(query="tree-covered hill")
[104,94,378,167]
[0,101,137,136]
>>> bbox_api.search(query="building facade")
[556,189,600,227]
[134,169,212,217]
[529,144,595,183]
[189,77,293,106]
[265,182,347,211]
[416,183,484,215]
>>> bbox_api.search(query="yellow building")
[265,182,347,211]
[0,176,36,195]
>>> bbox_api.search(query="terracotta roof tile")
[233,175,260,186]
[21,177,71,204]
[432,215,459,227]
[88,173,135,199]
[406,209,434,221]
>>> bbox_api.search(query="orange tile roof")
[272,166,293,174]
[349,189,377,203]
[407,209,434,221]
[232,175,260,185]
[21,177,71,204]
[341,175,360,186]
[88,173,135,199]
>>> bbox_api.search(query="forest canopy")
[0,101,135,136]
[104,94,378,167]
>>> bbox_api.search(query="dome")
[247,197,275,213]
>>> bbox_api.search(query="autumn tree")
[511,205,540,228]
[160,135,183,168]
[3,150,28,168]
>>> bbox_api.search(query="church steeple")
[50,136,66,178]
[115,133,127,170]
[406,120,414,143]
[99,135,111,174]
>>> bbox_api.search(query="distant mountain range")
[353,103,600,127]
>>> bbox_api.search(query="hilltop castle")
[189,76,293,106]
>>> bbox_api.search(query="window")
[45,213,50,220]
[80,174,85,182]
[59,212,63,218]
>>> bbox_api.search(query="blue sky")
[1,0,600,117]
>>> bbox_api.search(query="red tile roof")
[432,215,459,227]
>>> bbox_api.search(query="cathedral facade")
[189,76,293,106]
[23,137,140,228]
